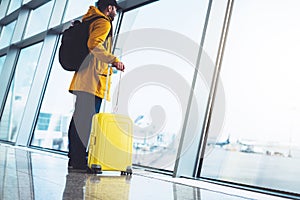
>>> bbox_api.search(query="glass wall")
[7,0,22,15]
[0,43,43,142]
[173,0,229,178]
[201,0,300,195]
[63,0,95,23]
[0,21,16,49]
[23,0,54,39]
[113,0,210,170]
[30,40,74,151]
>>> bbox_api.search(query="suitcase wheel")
[121,171,132,176]
[121,166,133,176]
[91,164,102,174]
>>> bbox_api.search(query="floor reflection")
[0,144,280,200]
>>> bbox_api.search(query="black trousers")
[68,91,102,169]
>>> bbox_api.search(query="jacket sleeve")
[87,18,120,63]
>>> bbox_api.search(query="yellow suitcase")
[88,113,133,175]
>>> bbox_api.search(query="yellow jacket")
[69,6,120,100]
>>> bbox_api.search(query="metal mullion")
[0,48,20,119]
[194,0,235,178]
[118,0,159,12]
[173,0,213,178]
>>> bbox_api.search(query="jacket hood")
[82,6,111,22]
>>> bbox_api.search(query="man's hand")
[112,62,125,72]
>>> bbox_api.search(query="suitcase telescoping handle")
[102,63,122,113]
[87,64,122,156]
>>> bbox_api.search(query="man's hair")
[96,0,120,12]
[96,1,108,12]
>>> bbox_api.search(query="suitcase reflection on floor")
[85,175,131,200]
[63,172,131,200]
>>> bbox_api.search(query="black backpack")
[59,16,109,72]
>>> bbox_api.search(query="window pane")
[63,0,95,23]
[0,55,6,75]
[0,42,43,142]
[30,39,74,151]
[7,0,22,14]
[201,0,300,194]
[113,0,209,171]
[24,1,54,39]
[0,21,16,49]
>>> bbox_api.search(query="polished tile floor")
[0,144,293,200]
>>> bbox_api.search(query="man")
[67,0,124,170]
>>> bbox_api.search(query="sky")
[219,0,300,145]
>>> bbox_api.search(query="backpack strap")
[85,16,112,38]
